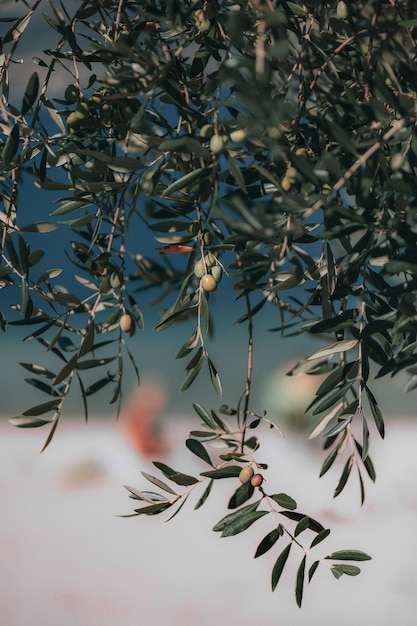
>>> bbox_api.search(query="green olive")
[110,272,123,289]
[210,134,226,154]
[65,85,79,103]
[211,265,222,283]
[201,274,217,292]
[336,0,349,19]
[194,260,206,278]
[120,313,132,332]
[200,124,214,139]
[204,251,217,267]
[239,466,254,484]
[229,129,246,144]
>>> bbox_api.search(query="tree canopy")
[2,0,417,606]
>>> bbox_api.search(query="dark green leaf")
[9,416,53,428]
[185,438,213,466]
[271,544,292,591]
[3,124,19,165]
[194,479,214,510]
[310,528,331,549]
[201,466,242,479]
[271,493,297,510]
[325,550,372,561]
[228,481,255,509]
[141,471,181,494]
[295,555,306,607]
[22,399,60,416]
[330,564,361,579]
[208,358,222,398]
[213,502,260,532]
[217,509,268,538]
[254,527,282,558]
[21,71,39,115]
[308,560,320,582]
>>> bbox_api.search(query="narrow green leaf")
[153,461,178,479]
[319,446,339,477]
[24,378,60,397]
[271,493,297,510]
[365,386,385,438]
[208,358,222,398]
[295,555,306,607]
[180,355,203,391]
[271,544,292,591]
[185,438,213,466]
[53,354,78,385]
[22,399,60,416]
[310,528,331,549]
[201,466,242,479]
[193,402,216,429]
[78,322,95,358]
[169,472,199,486]
[213,502,260,532]
[194,479,214,510]
[21,221,57,233]
[306,340,358,361]
[21,71,39,115]
[308,560,320,582]
[324,417,352,438]
[133,502,172,516]
[9,416,53,428]
[141,472,179,495]
[228,481,255,509]
[220,510,269,537]
[3,124,19,165]
[294,516,310,536]
[162,167,210,197]
[254,527,282,558]
[330,564,361,579]
[325,550,372,561]
[333,454,354,498]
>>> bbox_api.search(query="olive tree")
[2,0,417,606]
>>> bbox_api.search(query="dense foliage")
[2,0,417,605]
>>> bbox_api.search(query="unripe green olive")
[285,166,297,181]
[204,251,217,267]
[210,133,226,154]
[203,230,212,245]
[89,92,103,109]
[66,111,80,128]
[76,101,90,120]
[100,104,113,122]
[251,473,264,487]
[110,271,123,289]
[119,313,132,332]
[239,466,254,484]
[200,124,214,139]
[229,129,246,144]
[194,259,206,278]
[201,274,217,292]
[65,85,79,103]
[211,265,222,283]
[337,0,349,19]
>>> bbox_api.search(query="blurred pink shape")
[117,380,169,458]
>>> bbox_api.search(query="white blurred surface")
[1,415,417,626]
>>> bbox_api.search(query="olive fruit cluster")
[65,88,140,139]
[239,465,264,487]
[194,252,222,292]
[281,165,297,192]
